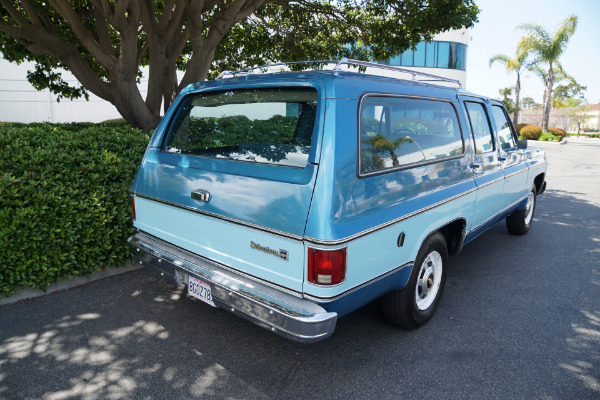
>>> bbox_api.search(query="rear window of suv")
[164,87,318,168]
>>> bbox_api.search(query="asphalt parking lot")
[1,138,599,399]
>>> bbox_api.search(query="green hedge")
[538,132,562,142]
[514,123,527,135]
[0,123,149,296]
[519,125,543,140]
[547,127,566,139]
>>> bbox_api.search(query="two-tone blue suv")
[129,59,547,343]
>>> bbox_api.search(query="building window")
[385,41,467,71]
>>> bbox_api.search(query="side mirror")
[517,139,527,149]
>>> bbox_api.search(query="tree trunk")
[111,72,161,132]
[514,74,521,125]
[390,151,399,166]
[541,66,554,131]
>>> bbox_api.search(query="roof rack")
[216,60,338,79]
[217,57,462,88]
[335,58,462,88]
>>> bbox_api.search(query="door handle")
[191,189,211,202]
[471,162,483,170]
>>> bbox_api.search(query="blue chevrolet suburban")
[129,59,547,342]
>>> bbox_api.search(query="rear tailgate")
[132,83,324,293]
[133,152,317,292]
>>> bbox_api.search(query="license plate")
[188,276,216,307]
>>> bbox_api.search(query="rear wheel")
[382,232,448,329]
[506,185,536,235]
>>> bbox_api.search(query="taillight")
[308,247,347,285]
[131,196,136,221]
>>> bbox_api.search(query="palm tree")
[363,134,415,167]
[489,45,535,125]
[528,64,570,123]
[518,15,578,131]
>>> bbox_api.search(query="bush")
[548,127,566,139]
[514,123,527,135]
[538,132,561,142]
[0,123,149,297]
[519,125,543,140]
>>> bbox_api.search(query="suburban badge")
[251,241,289,261]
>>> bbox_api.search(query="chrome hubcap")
[524,191,535,225]
[415,251,443,310]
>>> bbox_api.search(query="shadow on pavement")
[0,188,598,399]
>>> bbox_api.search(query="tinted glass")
[360,97,463,174]
[465,102,494,153]
[400,47,413,66]
[385,42,466,71]
[413,42,426,67]
[457,44,467,70]
[425,42,437,67]
[491,105,517,149]
[437,42,450,68]
[449,43,458,69]
[164,88,318,167]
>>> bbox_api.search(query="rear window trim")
[159,86,321,169]
[356,93,466,178]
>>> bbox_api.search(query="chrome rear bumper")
[128,232,337,343]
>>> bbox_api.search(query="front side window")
[164,88,318,168]
[359,96,464,175]
[465,102,494,154]
[490,105,517,149]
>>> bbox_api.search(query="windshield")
[164,87,318,168]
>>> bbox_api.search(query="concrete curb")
[0,262,144,306]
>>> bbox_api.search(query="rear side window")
[164,88,318,168]
[359,96,464,175]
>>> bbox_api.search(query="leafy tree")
[518,15,578,131]
[569,103,592,136]
[489,43,535,124]
[528,63,570,114]
[498,87,515,114]
[0,0,479,132]
[521,96,540,109]
[552,78,587,108]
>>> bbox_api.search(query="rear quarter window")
[359,96,464,175]
[164,87,318,168]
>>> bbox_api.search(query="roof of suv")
[183,69,480,101]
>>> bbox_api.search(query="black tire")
[382,232,448,329]
[506,185,536,235]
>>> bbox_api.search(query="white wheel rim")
[415,250,443,311]
[524,191,535,225]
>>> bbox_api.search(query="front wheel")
[506,185,536,235]
[382,232,448,329]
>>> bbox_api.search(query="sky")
[466,0,600,104]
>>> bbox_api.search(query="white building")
[0,59,138,123]
[376,29,469,88]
